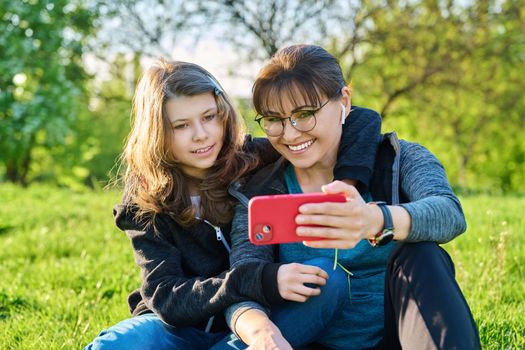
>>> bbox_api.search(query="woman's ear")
[340,86,352,123]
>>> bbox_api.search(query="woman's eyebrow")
[263,104,317,116]
[291,104,317,113]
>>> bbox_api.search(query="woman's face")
[166,92,224,179]
[265,88,349,171]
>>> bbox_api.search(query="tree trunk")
[4,150,31,187]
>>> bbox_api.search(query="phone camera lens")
[255,232,264,241]
[262,225,271,233]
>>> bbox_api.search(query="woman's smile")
[286,139,316,153]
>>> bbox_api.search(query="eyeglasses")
[255,99,330,137]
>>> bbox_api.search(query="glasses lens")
[260,116,283,136]
[290,111,316,132]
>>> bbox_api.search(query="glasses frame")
[254,99,331,137]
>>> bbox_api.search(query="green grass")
[0,184,523,349]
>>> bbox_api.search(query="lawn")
[0,184,523,349]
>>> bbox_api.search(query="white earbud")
[340,104,346,124]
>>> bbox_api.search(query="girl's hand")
[247,327,293,350]
[235,309,292,350]
[296,180,384,249]
[277,263,328,302]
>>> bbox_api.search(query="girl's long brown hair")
[122,60,258,227]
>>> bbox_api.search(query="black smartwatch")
[368,201,395,247]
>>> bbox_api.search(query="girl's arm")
[242,135,281,167]
[114,205,271,328]
[244,106,382,189]
[233,309,293,349]
[226,200,326,341]
[334,106,382,190]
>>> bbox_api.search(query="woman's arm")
[294,141,466,248]
[396,140,466,242]
[114,205,270,327]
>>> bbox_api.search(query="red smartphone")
[248,192,346,245]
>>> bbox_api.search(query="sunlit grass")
[0,184,523,349]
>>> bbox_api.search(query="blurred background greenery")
[1,1,524,348]
[1,0,524,193]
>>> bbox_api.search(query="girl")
[222,45,482,349]
[84,59,381,349]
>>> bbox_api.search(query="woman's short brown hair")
[253,45,347,116]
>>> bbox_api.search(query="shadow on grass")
[0,225,14,236]
[0,291,39,320]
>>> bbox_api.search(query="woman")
[84,59,381,349]
[221,45,481,349]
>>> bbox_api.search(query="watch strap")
[368,201,395,247]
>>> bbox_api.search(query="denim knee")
[84,314,173,350]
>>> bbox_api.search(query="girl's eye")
[203,114,216,122]
[173,123,189,130]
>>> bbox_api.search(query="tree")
[76,0,525,191]
[0,0,97,185]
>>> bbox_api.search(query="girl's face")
[265,88,349,171]
[166,93,224,179]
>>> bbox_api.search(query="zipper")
[195,217,230,332]
[198,217,231,253]
[389,132,401,205]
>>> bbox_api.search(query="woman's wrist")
[367,202,385,239]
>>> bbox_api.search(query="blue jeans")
[83,313,229,350]
[211,257,349,349]
[84,258,348,349]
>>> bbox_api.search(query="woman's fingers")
[298,201,350,216]
[322,180,361,199]
[296,222,349,237]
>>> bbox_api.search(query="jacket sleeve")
[397,141,467,243]
[113,204,271,328]
[243,135,281,167]
[224,201,285,333]
[334,107,382,190]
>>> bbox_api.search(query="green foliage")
[1,0,523,193]
[0,184,523,348]
[79,54,137,187]
[340,0,525,192]
[0,0,97,185]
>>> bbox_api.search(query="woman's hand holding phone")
[277,263,329,302]
[297,180,384,249]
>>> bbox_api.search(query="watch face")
[376,229,395,246]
